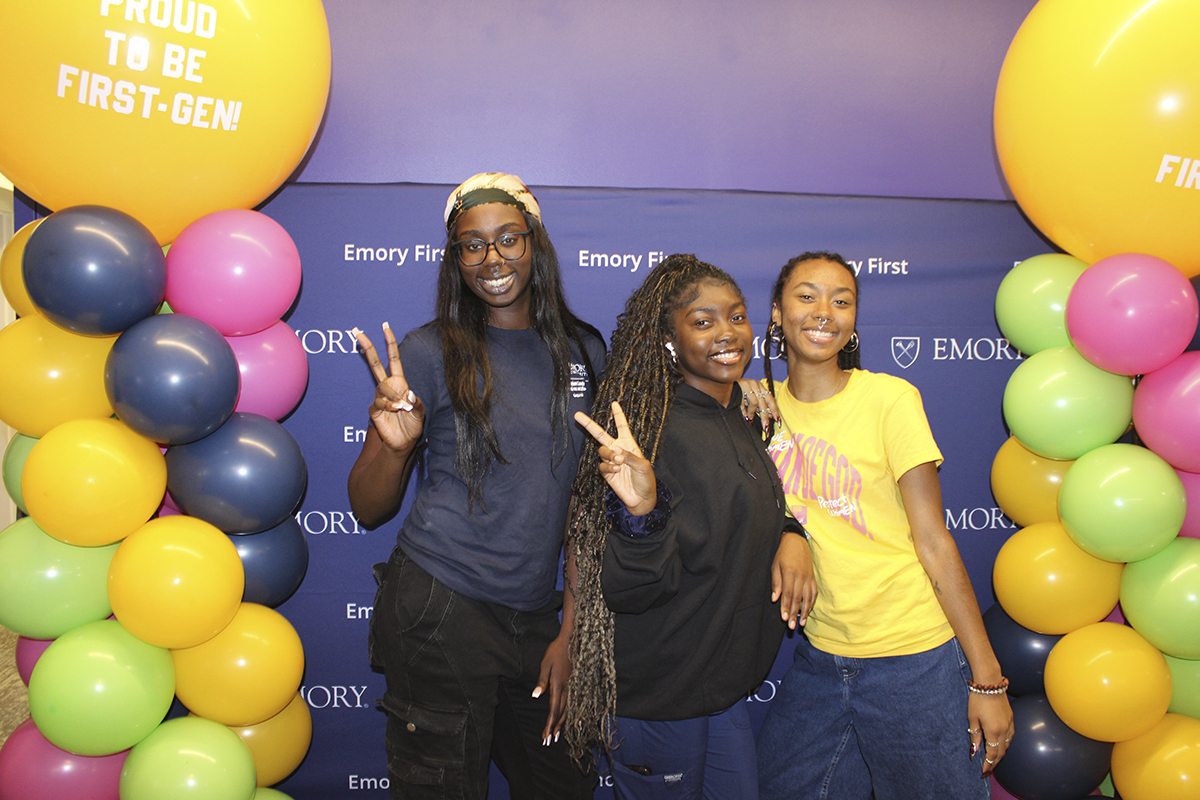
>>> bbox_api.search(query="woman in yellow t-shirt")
[752,252,1013,800]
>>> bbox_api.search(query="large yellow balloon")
[993,521,1123,635]
[1112,714,1200,800]
[1045,622,1172,742]
[0,1,330,244]
[23,417,165,546]
[0,219,43,318]
[995,0,1200,276]
[229,692,312,786]
[108,515,244,648]
[990,436,1073,528]
[0,315,115,437]
[172,603,304,727]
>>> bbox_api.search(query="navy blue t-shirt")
[395,323,605,610]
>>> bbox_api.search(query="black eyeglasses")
[451,231,532,267]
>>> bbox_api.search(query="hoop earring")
[842,331,860,353]
[767,322,787,358]
[665,342,677,364]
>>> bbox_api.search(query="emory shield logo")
[892,337,920,369]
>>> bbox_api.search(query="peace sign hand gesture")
[574,401,657,515]
[353,323,425,454]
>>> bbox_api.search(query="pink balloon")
[1176,469,1200,539]
[1066,253,1198,375]
[990,775,1023,800]
[164,210,301,336]
[1133,351,1200,472]
[1103,603,1125,626]
[226,321,310,420]
[0,718,126,800]
[15,637,53,686]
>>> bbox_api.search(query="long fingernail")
[543,736,550,746]
[554,731,560,743]
[351,327,363,337]
[532,687,543,698]
[398,401,414,412]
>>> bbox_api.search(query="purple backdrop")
[296,0,1037,201]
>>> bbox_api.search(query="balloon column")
[992,2,1200,798]
[0,3,327,798]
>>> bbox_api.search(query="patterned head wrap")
[444,172,542,231]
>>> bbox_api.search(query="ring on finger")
[967,728,980,735]
[985,758,994,764]
[986,740,999,748]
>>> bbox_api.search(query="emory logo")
[892,337,920,369]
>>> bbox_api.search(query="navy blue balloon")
[105,314,240,444]
[1188,275,1200,352]
[165,412,307,533]
[993,694,1111,800]
[22,205,166,336]
[982,603,1063,697]
[227,517,309,608]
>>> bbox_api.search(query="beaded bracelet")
[967,677,1009,695]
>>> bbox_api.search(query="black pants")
[370,547,595,800]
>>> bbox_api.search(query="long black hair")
[565,254,743,761]
[434,210,599,508]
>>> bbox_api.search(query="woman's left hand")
[969,692,1014,775]
[535,634,571,745]
[771,532,817,629]
[738,379,779,432]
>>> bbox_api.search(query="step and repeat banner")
[17,182,1051,798]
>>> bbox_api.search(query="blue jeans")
[369,548,595,800]
[756,637,990,800]
[607,701,758,800]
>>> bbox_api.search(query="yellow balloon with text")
[0,219,43,318]
[23,417,166,546]
[995,0,1200,276]
[0,0,330,244]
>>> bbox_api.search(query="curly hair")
[564,253,743,762]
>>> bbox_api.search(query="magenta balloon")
[1177,469,1200,539]
[164,210,301,336]
[226,321,309,421]
[1066,253,1199,375]
[15,636,53,686]
[0,718,127,800]
[1133,351,1200,472]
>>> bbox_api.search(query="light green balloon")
[2,432,38,513]
[1002,346,1134,460]
[254,789,295,800]
[1060,444,1185,562]
[28,619,174,756]
[1121,537,1200,659]
[120,717,256,800]
[0,517,118,639]
[1164,653,1200,720]
[995,253,1087,356]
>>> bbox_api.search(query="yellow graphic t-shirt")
[768,370,952,658]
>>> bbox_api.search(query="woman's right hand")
[574,401,657,515]
[353,324,425,453]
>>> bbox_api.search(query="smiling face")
[451,202,533,329]
[667,279,752,406]
[772,258,858,370]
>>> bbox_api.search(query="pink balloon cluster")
[165,210,309,421]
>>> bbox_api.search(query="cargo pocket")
[367,559,392,670]
[383,696,470,798]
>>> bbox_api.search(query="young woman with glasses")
[349,173,604,800]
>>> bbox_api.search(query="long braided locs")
[564,254,743,763]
